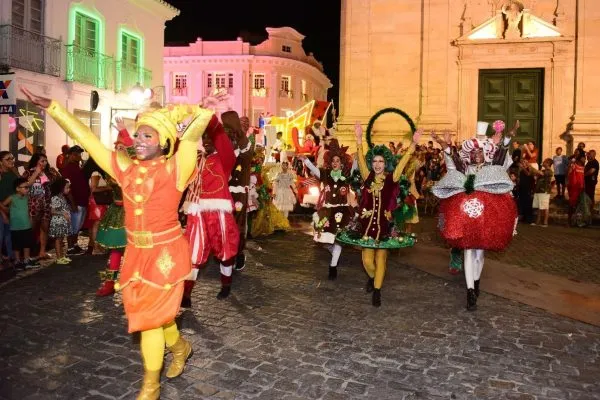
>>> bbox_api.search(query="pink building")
[163,27,332,125]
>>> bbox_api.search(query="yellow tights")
[140,321,180,371]
[361,248,388,289]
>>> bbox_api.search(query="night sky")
[163,0,341,106]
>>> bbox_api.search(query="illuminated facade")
[163,27,332,126]
[0,0,178,171]
[337,0,600,160]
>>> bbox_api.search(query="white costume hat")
[476,121,489,138]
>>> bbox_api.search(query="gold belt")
[126,225,182,248]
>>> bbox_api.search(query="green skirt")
[336,230,416,249]
[96,203,126,249]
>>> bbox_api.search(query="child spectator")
[0,178,40,269]
[532,158,554,227]
[49,178,72,265]
[552,147,568,198]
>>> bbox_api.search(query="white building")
[0,0,179,170]
[163,27,332,125]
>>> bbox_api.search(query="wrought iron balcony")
[0,24,61,76]
[172,87,188,96]
[279,89,293,99]
[116,60,152,93]
[66,44,114,90]
[207,87,233,96]
[252,87,268,97]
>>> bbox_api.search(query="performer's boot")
[467,288,477,311]
[217,268,232,299]
[365,277,375,293]
[234,252,246,271]
[96,252,121,297]
[372,289,381,307]
[328,266,337,280]
[181,280,194,308]
[165,336,193,379]
[474,279,480,298]
[136,369,161,400]
[96,280,115,297]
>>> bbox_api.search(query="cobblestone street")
[1,230,600,400]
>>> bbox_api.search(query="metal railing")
[116,60,152,93]
[172,87,188,96]
[252,87,268,97]
[207,87,233,96]
[0,24,61,76]
[66,44,114,90]
[279,89,294,99]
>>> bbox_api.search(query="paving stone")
[0,229,599,399]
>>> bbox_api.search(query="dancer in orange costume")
[21,87,214,400]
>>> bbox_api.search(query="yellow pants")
[361,248,388,289]
[140,321,180,371]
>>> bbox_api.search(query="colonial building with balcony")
[163,27,332,125]
[0,0,178,169]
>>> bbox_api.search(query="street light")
[129,82,145,106]
[129,83,165,107]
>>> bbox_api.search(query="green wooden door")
[478,69,543,153]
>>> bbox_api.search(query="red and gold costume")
[45,100,213,400]
[181,115,240,303]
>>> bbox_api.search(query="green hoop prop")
[366,107,417,149]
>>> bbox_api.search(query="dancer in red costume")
[432,121,518,311]
[180,115,240,306]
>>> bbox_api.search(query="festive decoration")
[492,120,505,134]
[365,107,416,149]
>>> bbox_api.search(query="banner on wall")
[10,99,45,174]
[0,73,16,114]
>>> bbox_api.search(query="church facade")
[336,0,599,159]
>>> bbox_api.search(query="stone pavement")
[411,215,600,285]
[1,231,600,400]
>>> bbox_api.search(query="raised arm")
[302,157,321,179]
[392,143,416,182]
[392,129,421,182]
[21,87,124,179]
[355,122,370,180]
[174,106,215,191]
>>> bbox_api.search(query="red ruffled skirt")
[438,192,517,251]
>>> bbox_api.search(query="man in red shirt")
[55,144,69,170]
[60,145,90,255]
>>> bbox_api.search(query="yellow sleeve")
[175,106,214,191]
[46,101,130,178]
[357,143,370,180]
[392,143,416,182]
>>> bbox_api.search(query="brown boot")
[136,369,160,400]
[165,336,192,378]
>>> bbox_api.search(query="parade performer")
[221,111,254,271]
[95,129,134,297]
[21,87,214,400]
[432,121,517,311]
[301,139,353,280]
[337,118,419,307]
[180,115,239,304]
[250,164,291,237]
[273,161,297,218]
